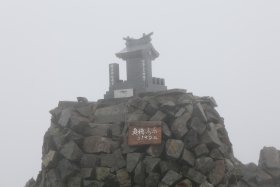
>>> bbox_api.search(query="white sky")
[0,1,280,186]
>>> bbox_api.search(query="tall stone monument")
[104,32,167,99]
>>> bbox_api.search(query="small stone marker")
[128,121,162,146]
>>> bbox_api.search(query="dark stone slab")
[161,170,182,186]
[57,159,79,181]
[84,123,112,137]
[144,156,161,173]
[83,180,104,187]
[194,144,209,157]
[60,141,82,161]
[195,157,215,174]
[81,168,94,179]
[150,111,167,121]
[184,129,199,149]
[116,169,131,187]
[101,149,126,171]
[201,123,223,149]
[208,160,225,185]
[67,176,82,187]
[181,148,195,166]
[185,168,206,184]
[171,112,191,138]
[134,161,145,185]
[80,154,99,168]
[147,142,165,157]
[94,103,126,123]
[145,172,160,187]
[190,117,206,135]
[165,139,184,159]
[95,167,111,181]
[126,153,142,173]
[160,160,180,175]
[58,108,73,127]
[83,136,114,154]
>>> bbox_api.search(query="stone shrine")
[104,33,167,99]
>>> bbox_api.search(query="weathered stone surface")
[147,142,165,157]
[166,139,184,159]
[190,117,206,135]
[185,168,206,184]
[134,161,145,185]
[209,149,223,160]
[116,169,131,187]
[171,112,191,138]
[145,172,160,187]
[60,141,82,161]
[144,156,161,173]
[84,123,111,137]
[126,153,142,173]
[184,129,199,149]
[150,110,167,121]
[160,160,180,175]
[194,144,209,157]
[101,149,126,171]
[181,148,195,166]
[42,150,58,168]
[162,122,172,138]
[195,157,215,174]
[208,160,225,185]
[58,108,73,127]
[81,168,94,179]
[83,180,104,187]
[158,182,169,187]
[199,181,214,187]
[83,136,114,153]
[57,159,79,181]
[95,167,111,181]
[175,107,186,118]
[201,123,223,148]
[128,110,149,122]
[24,178,36,187]
[80,154,99,168]
[259,146,280,170]
[94,103,126,123]
[194,102,207,122]
[161,170,182,186]
[67,176,82,187]
[69,114,90,133]
[176,179,192,187]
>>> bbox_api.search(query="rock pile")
[239,146,280,187]
[25,89,243,187]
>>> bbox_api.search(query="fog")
[0,1,280,186]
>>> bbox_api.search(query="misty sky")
[0,1,280,186]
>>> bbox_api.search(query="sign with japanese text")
[128,121,162,146]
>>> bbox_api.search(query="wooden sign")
[128,121,162,146]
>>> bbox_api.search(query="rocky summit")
[25,89,280,187]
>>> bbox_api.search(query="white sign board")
[114,89,134,98]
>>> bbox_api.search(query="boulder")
[171,112,191,138]
[60,141,82,161]
[165,139,184,159]
[83,136,115,154]
[161,170,182,186]
[126,153,142,173]
[181,148,195,166]
[208,160,225,185]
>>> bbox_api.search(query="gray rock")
[42,150,58,168]
[94,103,126,123]
[126,153,142,173]
[195,157,215,174]
[44,169,64,187]
[194,144,209,157]
[190,117,206,135]
[184,129,199,149]
[83,180,104,187]
[150,111,167,121]
[57,159,79,181]
[161,170,182,186]
[67,176,82,187]
[165,139,184,159]
[83,136,114,154]
[162,122,172,138]
[85,123,112,137]
[111,123,124,137]
[201,123,223,148]
[24,178,36,187]
[128,110,149,122]
[175,108,186,118]
[208,160,225,185]
[101,149,126,171]
[145,172,160,187]
[160,160,180,175]
[158,182,169,187]
[80,154,99,168]
[199,181,214,187]
[185,168,206,184]
[81,168,94,179]
[176,179,192,187]
[171,112,191,138]
[144,156,161,173]
[259,146,280,171]
[69,114,90,133]
[209,149,223,160]
[181,148,195,166]
[95,167,111,181]
[116,169,131,187]
[134,161,145,185]
[58,108,73,127]
[147,142,165,157]
[194,102,208,122]
[60,141,82,161]
[76,105,93,117]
